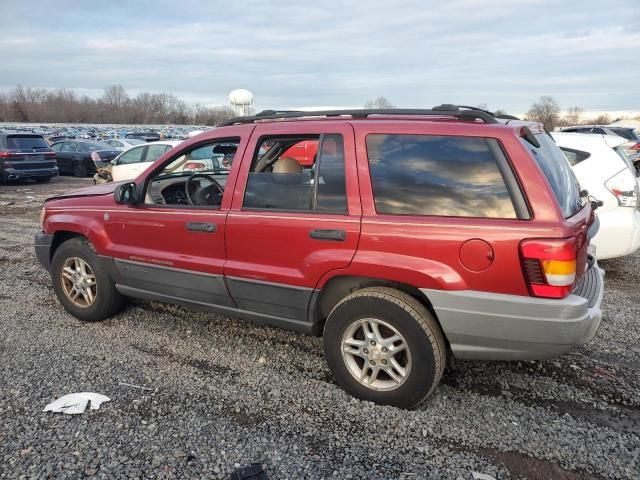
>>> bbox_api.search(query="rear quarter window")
[365,134,519,218]
[523,134,583,218]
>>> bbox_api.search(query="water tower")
[229,89,254,116]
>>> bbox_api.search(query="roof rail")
[219,104,500,127]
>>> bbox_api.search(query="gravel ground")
[0,176,639,480]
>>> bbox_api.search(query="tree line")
[0,85,237,125]
[0,87,633,128]
[365,96,632,131]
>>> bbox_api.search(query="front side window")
[366,134,517,218]
[243,134,347,213]
[144,138,240,208]
[118,146,145,165]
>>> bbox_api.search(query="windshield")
[80,142,112,151]
[522,134,584,218]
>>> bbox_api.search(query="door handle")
[309,229,346,241]
[186,222,216,233]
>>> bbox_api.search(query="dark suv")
[34,106,604,408]
[0,132,58,183]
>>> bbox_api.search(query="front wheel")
[323,287,446,409]
[51,237,125,321]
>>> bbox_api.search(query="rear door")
[224,122,360,321]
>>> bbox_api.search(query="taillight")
[91,151,101,163]
[0,151,13,158]
[184,161,205,171]
[520,238,577,298]
[45,152,56,158]
[630,142,640,151]
[605,168,639,207]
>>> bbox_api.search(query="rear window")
[366,134,517,218]
[5,135,49,150]
[523,134,583,218]
[610,128,639,142]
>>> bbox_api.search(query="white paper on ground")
[43,392,111,415]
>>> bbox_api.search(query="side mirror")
[111,158,118,166]
[114,182,138,205]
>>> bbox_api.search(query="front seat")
[272,156,302,174]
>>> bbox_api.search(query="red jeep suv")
[35,106,604,408]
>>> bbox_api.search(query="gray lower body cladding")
[421,264,604,361]
[97,257,317,334]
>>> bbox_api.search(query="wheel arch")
[313,275,445,341]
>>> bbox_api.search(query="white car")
[103,138,146,151]
[111,141,183,182]
[552,132,640,259]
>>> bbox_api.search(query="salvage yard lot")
[0,177,638,479]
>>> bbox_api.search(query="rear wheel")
[323,287,446,409]
[72,162,87,177]
[51,237,125,321]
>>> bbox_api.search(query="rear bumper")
[2,167,58,181]
[421,263,605,360]
[34,232,54,272]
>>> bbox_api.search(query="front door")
[224,122,361,322]
[103,132,250,307]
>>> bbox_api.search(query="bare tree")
[560,106,584,126]
[0,84,239,125]
[364,97,395,109]
[525,96,560,130]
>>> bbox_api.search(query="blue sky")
[1,0,638,113]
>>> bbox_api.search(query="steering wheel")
[185,172,224,206]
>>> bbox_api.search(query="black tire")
[35,176,53,183]
[323,287,446,409]
[72,161,87,177]
[51,237,125,321]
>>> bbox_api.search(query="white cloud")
[0,0,638,112]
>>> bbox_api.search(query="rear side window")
[560,147,590,166]
[243,134,347,213]
[5,135,49,150]
[523,134,583,218]
[365,134,518,218]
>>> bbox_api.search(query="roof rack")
[219,104,500,127]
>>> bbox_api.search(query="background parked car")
[103,138,145,151]
[553,132,640,259]
[50,140,120,177]
[111,140,182,182]
[0,132,58,183]
[125,131,161,142]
